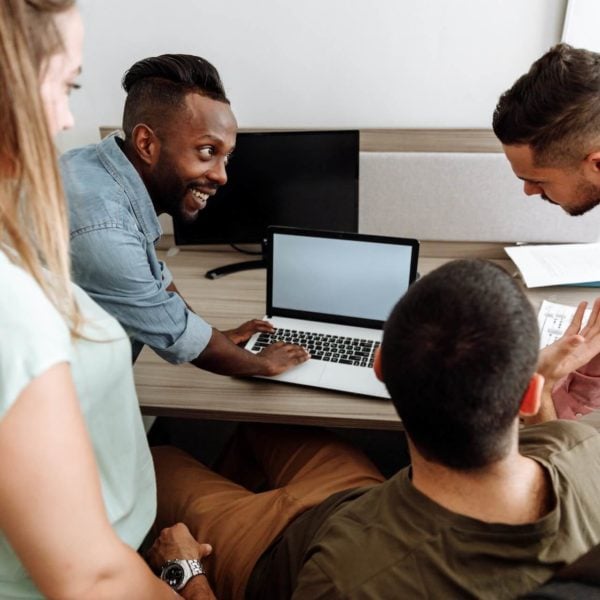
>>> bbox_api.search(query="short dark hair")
[381,259,539,470]
[493,43,600,167]
[121,53,230,139]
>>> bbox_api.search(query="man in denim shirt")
[61,54,308,376]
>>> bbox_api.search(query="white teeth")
[190,189,209,209]
[191,189,209,201]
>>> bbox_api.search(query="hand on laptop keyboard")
[252,329,378,369]
[254,339,310,375]
[222,318,276,346]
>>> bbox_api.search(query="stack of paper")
[505,243,600,288]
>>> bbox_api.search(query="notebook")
[244,227,420,398]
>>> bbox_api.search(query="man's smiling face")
[148,92,237,221]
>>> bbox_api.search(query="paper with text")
[505,243,600,288]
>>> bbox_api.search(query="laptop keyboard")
[251,328,379,368]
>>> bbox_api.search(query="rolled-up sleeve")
[70,224,212,364]
[552,372,600,419]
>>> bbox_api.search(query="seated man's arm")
[165,275,309,375]
[71,227,307,375]
[166,280,279,346]
[192,329,309,376]
[146,523,216,600]
[71,226,211,364]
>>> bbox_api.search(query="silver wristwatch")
[160,559,205,591]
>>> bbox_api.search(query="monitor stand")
[205,258,266,279]
[204,239,267,279]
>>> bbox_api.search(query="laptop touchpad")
[272,358,326,385]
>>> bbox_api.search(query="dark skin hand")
[221,318,275,345]
[165,281,309,376]
[192,329,309,376]
[147,523,217,600]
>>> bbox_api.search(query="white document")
[537,300,592,348]
[505,243,600,288]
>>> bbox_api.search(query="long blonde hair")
[0,0,80,332]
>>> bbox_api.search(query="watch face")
[163,562,185,588]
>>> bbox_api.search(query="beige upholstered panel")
[359,152,600,243]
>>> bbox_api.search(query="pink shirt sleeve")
[552,371,600,419]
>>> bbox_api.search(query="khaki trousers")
[152,424,385,599]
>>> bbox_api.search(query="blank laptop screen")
[271,232,416,325]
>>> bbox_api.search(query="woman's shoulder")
[0,250,67,329]
[0,250,72,414]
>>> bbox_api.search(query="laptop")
[245,227,420,398]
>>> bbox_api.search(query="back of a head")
[121,53,230,139]
[492,43,600,167]
[381,259,539,470]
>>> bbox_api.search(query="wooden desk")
[134,243,600,430]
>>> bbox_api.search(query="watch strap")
[187,559,204,577]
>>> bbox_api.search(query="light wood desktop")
[134,242,600,431]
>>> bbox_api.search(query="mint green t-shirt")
[0,250,156,598]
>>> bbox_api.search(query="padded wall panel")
[359,152,600,243]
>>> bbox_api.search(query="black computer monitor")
[173,130,359,256]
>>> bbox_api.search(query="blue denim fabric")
[60,133,212,364]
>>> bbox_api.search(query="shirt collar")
[96,132,162,243]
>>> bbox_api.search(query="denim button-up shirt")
[60,133,213,363]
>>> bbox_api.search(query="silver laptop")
[245,227,419,398]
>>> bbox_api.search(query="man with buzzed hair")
[147,259,600,599]
[61,54,308,379]
[493,43,600,420]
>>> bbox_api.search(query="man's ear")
[131,123,160,167]
[519,373,544,417]
[584,150,600,176]
[373,347,383,382]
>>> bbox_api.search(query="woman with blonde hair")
[0,2,213,597]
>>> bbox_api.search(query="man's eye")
[198,147,215,160]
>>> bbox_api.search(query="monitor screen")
[173,130,359,245]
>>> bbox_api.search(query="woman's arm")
[0,362,175,599]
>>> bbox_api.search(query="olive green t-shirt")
[252,414,600,599]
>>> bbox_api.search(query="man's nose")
[207,160,228,186]
[523,181,542,196]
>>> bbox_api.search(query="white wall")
[562,0,600,52]
[57,0,567,151]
